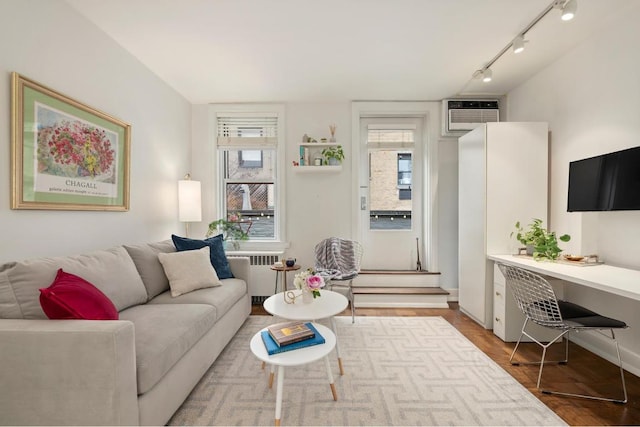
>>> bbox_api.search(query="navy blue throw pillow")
[171,234,234,279]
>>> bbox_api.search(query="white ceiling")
[66,0,638,104]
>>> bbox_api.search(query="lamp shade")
[178,179,202,222]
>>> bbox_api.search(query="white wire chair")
[314,237,363,323]
[497,263,628,403]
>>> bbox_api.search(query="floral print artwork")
[36,104,117,183]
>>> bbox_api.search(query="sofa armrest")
[0,319,139,426]
[227,256,250,284]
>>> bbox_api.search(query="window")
[238,150,263,168]
[215,110,283,242]
[367,126,415,230]
[397,153,412,200]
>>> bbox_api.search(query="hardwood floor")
[251,303,640,426]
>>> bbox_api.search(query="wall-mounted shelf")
[292,165,342,173]
[297,142,342,169]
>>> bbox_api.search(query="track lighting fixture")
[560,0,577,21]
[512,35,527,54]
[468,0,578,87]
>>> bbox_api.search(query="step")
[353,270,441,287]
[359,269,441,275]
[352,286,449,309]
[353,286,449,295]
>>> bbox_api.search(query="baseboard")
[570,332,640,378]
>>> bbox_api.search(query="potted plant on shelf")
[321,145,345,165]
[206,212,249,250]
[512,218,570,261]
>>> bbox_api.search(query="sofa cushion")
[148,278,247,321]
[171,234,234,279]
[158,247,222,297]
[123,240,175,300]
[39,269,118,320]
[0,246,147,319]
[118,303,216,394]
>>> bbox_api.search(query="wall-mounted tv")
[567,146,640,212]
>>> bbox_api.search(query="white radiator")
[228,251,283,304]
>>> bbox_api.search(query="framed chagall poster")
[11,72,130,211]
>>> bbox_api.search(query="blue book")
[261,323,325,355]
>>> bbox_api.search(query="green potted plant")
[206,212,249,250]
[321,145,345,165]
[512,218,570,261]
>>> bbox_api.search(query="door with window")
[359,118,423,270]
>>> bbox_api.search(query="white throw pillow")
[158,246,222,297]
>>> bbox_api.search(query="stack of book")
[261,321,325,355]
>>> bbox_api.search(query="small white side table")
[250,323,337,427]
[263,290,348,375]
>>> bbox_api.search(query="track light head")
[472,69,493,82]
[561,0,577,21]
[512,35,525,54]
[512,35,527,54]
[482,68,492,83]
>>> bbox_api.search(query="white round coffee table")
[263,290,348,375]
[250,322,337,427]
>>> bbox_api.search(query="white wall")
[191,102,460,290]
[0,1,463,287]
[0,0,191,262]
[284,103,353,269]
[507,4,640,271]
[507,4,640,373]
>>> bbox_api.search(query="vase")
[302,289,314,304]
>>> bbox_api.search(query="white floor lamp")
[178,174,202,237]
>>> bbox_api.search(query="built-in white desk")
[488,254,640,302]
[488,254,640,377]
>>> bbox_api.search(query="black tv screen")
[568,146,640,212]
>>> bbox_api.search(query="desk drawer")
[493,281,506,340]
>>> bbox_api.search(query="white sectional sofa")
[0,239,251,426]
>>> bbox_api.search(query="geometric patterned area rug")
[169,316,567,426]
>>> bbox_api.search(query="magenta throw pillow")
[39,269,119,320]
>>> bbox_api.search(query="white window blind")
[367,124,416,149]
[217,114,278,148]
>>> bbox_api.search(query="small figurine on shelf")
[302,133,309,142]
[292,160,299,166]
[329,124,336,142]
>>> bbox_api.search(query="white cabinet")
[458,122,548,329]
[493,263,563,342]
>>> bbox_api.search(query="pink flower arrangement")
[293,268,325,298]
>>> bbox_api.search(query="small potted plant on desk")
[321,145,345,165]
[206,212,250,250]
[512,218,570,261]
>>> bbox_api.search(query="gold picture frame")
[11,72,130,211]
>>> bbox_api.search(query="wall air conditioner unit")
[442,99,499,136]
